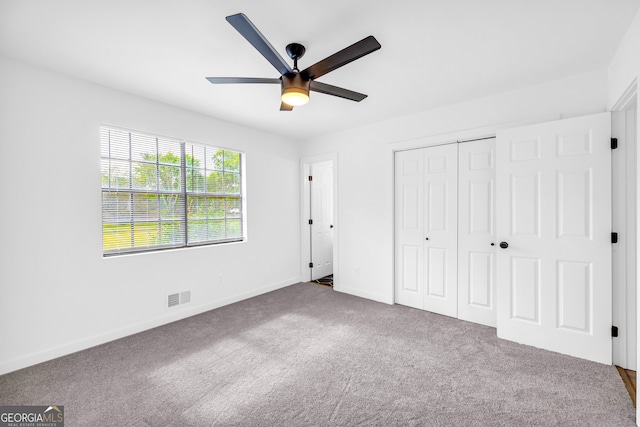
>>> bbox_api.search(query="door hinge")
[308,175,313,181]
[309,219,313,225]
[309,262,314,268]
[612,232,618,244]
[612,326,619,338]
[611,137,618,150]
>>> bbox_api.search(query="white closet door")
[394,149,424,309]
[458,139,497,327]
[496,113,612,364]
[310,161,334,280]
[423,144,458,317]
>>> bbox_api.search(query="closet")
[394,138,496,327]
[394,112,613,365]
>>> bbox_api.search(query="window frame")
[101,126,246,257]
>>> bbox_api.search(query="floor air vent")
[168,291,191,308]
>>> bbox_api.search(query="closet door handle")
[499,241,509,249]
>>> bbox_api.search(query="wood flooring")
[309,274,333,288]
[617,366,636,407]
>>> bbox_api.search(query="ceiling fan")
[206,13,381,111]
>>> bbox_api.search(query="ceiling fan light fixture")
[208,14,381,110]
[281,86,309,106]
[281,72,310,107]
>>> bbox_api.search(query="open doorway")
[310,161,334,282]
[301,154,338,286]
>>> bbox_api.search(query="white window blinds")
[100,127,244,255]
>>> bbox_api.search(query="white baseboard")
[333,284,393,305]
[0,277,300,376]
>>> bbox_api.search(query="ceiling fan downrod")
[285,43,306,72]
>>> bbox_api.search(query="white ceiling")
[0,0,638,140]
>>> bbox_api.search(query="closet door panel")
[423,144,458,317]
[458,139,497,327]
[394,149,424,309]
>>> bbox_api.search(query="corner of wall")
[608,9,640,109]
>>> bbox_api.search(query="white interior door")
[423,144,458,317]
[394,149,424,309]
[310,161,334,280]
[496,113,612,364]
[395,144,458,317]
[458,138,497,327]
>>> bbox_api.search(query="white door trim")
[609,75,638,424]
[611,78,638,373]
[612,104,638,370]
[611,78,637,112]
[300,153,339,287]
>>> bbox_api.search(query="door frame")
[611,79,638,370]
[300,153,339,286]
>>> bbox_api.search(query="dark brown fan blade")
[310,81,367,102]
[226,13,292,76]
[280,102,294,111]
[301,36,381,80]
[206,77,280,84]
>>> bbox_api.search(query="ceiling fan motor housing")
[282,72,310,98]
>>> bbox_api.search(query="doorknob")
[499,241,509,249]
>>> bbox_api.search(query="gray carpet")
[0,283,635,426]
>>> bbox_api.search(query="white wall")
[300,68,608,304]
[0,57,302,375]
[608,9,640,109]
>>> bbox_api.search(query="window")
[100,127,244,255]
